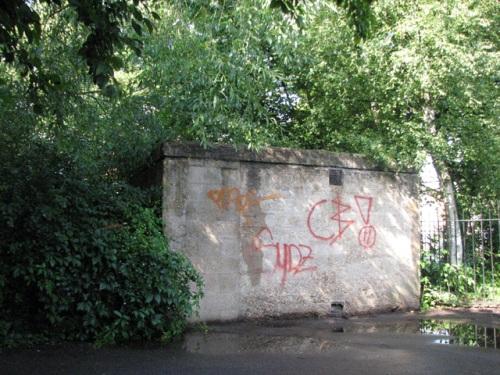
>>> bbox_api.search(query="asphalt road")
[1,310,499,374]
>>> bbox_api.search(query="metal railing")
[421,215,500,294]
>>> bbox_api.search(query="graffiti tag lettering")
[252,227,317,286]
[307,195,355,245]
[307,194,377,250]
[207,187,281,224]
[354,195,376,249]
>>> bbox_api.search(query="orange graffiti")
[207,187,281,224]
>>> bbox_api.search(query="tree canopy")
[0,0,158,94]
[1,0,497,224]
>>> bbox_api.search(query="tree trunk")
[433,158,463,265]
[423,105,463,266]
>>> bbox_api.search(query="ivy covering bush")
[0,139,203,347]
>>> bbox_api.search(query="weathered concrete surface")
[1,311,499,375]
[161,143,420,321]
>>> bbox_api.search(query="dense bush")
[0,139,203,346]
[420,258,475,309]
[419,247,499,309]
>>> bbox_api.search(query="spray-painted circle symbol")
[358,225,376,249]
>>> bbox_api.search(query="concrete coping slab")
[161,142,416,174]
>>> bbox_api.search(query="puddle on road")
[183,318,500,355]
[419,320,500,350]
[184,333,338,355]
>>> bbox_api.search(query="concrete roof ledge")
[162,142,415,174]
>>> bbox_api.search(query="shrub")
[0,140,203,346]
[420,248,475,309]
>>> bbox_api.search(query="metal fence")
[421,214,500,294]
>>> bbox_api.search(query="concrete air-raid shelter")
[141,143,420,321]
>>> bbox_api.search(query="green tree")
[278,0,499,210]
[0,0,158,100]
[0,1,204,347]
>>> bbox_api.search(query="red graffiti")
[307,195,355,245]
[358,225,376,249]
[354,195,376,250]
[354,195,373,224]
[252,227,317,286]
[307,194,378,250]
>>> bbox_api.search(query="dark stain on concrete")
[241,164,266,287]
[173,159,189,217]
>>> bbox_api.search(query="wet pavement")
[1,310,499,374]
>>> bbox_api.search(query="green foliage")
[4,1,497,210]
[336,0,374,39]
[420,320,496,348]
[420,247,499,310]
[129,0,378,149]
[276,0,499,208]
[270,0,374,37]
[420,260,475,309]
[137,1,288,147]
[0,136,203,347]
[0,0,158,98]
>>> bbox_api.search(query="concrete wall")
[160,143,420,321]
